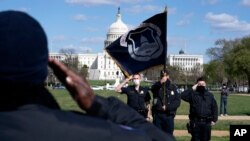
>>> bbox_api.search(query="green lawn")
[50,88,250,116]
[49,89,249,141]
[174,119,250,130]
[177,92,250,115]
[49,89,81,111]
[49,89,127,111]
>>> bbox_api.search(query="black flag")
[105,12,166,77]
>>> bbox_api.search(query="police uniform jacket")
[0,85,174,141]
[121,86,151,111]
[151,80,181,115]
[181,88,218,122]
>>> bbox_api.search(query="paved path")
[231,94,250,96]
[175,115,250,120]
[174,130,229,137]
[174,115,250,137]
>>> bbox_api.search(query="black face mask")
[196,86,205,93]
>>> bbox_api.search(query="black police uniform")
[151,79,181,135]
[121,86,151,118]
[0,85,175,141]
[181,88,218,141]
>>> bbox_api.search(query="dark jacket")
[181,88,218,122]
[221,87,229,98]
[151,80,181,115]
[121,86,151,110]
[0,85,175,141]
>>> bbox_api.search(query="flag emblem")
[120,23,163,61]
[105,12,166,76]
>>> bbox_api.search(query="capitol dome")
[104,8,128,48]
[108,7,128,34]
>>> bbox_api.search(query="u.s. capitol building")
[168,49,203,73]
[50,8,203,80]
[50,8,127,80]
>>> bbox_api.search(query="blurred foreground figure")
[0,10,175,141]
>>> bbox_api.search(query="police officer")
[115,74,152,121]
[151,70,181,135]
[181,77,218,141]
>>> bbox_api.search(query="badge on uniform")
[162,105,166,110]
[153,98,157,105]
[171,91,174,95]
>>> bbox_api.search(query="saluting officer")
[151,70,181,135]
[115,74,152,121]
[181,77,218,141]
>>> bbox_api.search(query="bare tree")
[79,64,89,79]
[188,64,203,83]
[59,48,79,73]
[143,66,163,81]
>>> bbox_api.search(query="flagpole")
[164,6,167,71]
[163,6,168,110]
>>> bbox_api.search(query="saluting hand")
[192,84,198,91]
[162,105,166,111]
[48,58,95,110]
[160,76,168,84]
[146,116,153,122]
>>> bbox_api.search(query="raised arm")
[48,58,94,110]
[115,76,132,93]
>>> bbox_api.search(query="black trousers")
[153,113,174,135]
[220,97,228,115]
[190,121,211,141]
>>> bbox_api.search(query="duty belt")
[193,117,211,122]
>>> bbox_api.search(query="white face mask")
[133,79,140,86]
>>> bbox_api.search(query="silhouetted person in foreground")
[0,10,175,141]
